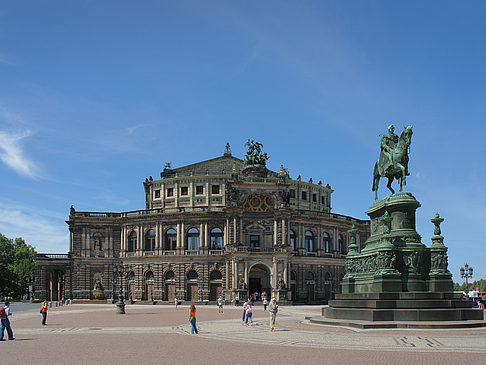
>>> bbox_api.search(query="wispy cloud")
[0,199,68,253]
[0,129,39,179]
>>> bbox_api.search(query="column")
[224,218,229,247]
[199,223,204,250]
[138,225,143,255]
[239,216,243,244]
[233,217,237,244]
[176,223,181,249]
[272,257,277,288]
[274,219,278,247]
[180,222,185,250]
[232,260,237,288]
[284,262,289,286]
[281,218,286,246]
[244,261,248,287]
[205,222,209,249]
[225,261,230,289]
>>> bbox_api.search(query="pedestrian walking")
[245,302,253,325]
[268,297,278,332]
[40,300,48,325]
[175,297,179,309]
[242,300,248,322]
[189,304,198,334]
[0,301,15,341]
[263,297,268,311]
[217,296,224,313]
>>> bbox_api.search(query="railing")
[36,253,70,259]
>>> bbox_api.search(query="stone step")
[323,307,484,322]
[328,299,472,309]
[307,316,486,329]
[335,292,462,301]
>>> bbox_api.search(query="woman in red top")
[41,301,48,325]
[189,304,198,334]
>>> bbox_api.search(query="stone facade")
[34,145,370,303]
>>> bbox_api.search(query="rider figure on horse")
[378,125,398,175]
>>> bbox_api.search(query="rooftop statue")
[372,125,413,200]
[244,139,269,167]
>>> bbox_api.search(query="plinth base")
[323,292,484,323]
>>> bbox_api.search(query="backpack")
[0,306,6,317]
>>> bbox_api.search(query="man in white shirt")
[0,301,14,341]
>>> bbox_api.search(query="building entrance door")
[166,284,175,302]
[187,283,198,301]
[249,264,271,299]
[209,283,222,301]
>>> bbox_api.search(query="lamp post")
[113,262,126,314]
[460,263,473,292]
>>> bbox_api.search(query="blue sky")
[0,1,485,284]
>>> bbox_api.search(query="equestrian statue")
[372,125,413,200]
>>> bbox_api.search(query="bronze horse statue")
[372,126,413,200]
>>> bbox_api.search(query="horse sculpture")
[372,126,413,200]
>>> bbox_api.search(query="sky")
[0,1,485,284]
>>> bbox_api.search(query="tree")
[0,233,37,299]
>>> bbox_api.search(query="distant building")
[34,142,369,303]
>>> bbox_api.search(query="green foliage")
[453,279,486,292]
[0,233,37,299]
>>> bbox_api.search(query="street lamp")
[460,263,473,291]
[113,262,127,314]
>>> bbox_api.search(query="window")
[187,228,199,250]
[145,229,155,251]
[250,235,260,248]
[165,270,175,281]
[323,232,331,253]
[289,229,296,251]
[210,227,223,250]
[167,187,174,197]
[187,270,198,280]
[128,231,137,252]
[210,270,222,280]
[165,228,177,250]
[305,230,314,252]
[154,189,160,199]
[263,234,273,249]
[321,196,325,204]
[338,234,345,254]
[195,185,204,195]
[211,185,220,194]
[289,189,296,199]
[312,193,317,202]
[180,186,188,196]
[306,271,315,281]
[302,191,307,200]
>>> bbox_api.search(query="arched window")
[306,271,315,281]
[338,234,345,254]
[210,227,223,250]
[187,270,198,280]
[210,270,222,280]
[128,231,137,252]
[323,232,331,253]
[325,272,331,284]
[145,229,155,251]
[145,271,154,282]
[187,228,199,250]
[289,229,296,251]
[305,230,314,252]
[165,270,175,281]
[165,228,176,250]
